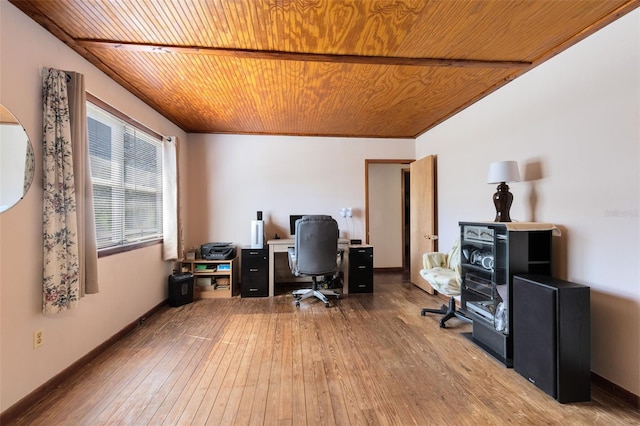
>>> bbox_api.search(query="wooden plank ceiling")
[10,0,639,138]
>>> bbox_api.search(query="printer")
[201,242,237,260]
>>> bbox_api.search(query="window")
[87,101,163,251]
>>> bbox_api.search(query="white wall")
[416,10,640,396]
[0,1,187,411]
[184,134,415,250]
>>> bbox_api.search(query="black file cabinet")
[241,247,269,297]
[348,246,374,293]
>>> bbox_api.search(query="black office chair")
[288,215,341,307]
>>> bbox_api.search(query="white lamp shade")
[487,161,521,184]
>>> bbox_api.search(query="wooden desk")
[267,238,351,297]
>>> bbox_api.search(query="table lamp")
[487,161,520,222]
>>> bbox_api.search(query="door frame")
[401,167,410,270]
[364,159,414,269]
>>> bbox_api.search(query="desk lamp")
[487,161,520,222]
[340,207,352,238]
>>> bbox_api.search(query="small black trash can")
[168,272,194,307]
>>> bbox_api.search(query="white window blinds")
[87,102,163,250]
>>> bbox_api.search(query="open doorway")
[365,159,413,271]
[402,168,410,270]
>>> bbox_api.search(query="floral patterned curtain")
[42,68,79,313]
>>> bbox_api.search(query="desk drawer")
[241,277,268,297]
[349,276,373,293]
[242,248,268,269]
[349,247,373,265]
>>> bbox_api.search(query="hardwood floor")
[9,272,640,425]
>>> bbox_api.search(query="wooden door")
[410,155,436,293]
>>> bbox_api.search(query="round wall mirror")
[1,104,34,213]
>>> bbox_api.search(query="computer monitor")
[289,215,304,235]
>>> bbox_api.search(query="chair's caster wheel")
[439,322,447,329]
[295,301,300,307]
[420,310,426,316]
[325,302,330,308]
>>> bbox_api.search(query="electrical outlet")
[33,329,44,349]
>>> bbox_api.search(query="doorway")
[402,168,410,270]
[365,159,413,271]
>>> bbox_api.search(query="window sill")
[98,239,163,258]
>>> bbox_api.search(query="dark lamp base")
[493,182,513,222]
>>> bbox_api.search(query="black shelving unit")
[459,222,552,366]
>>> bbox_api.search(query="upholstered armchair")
[419,238,471,328]
[419,238,461,297]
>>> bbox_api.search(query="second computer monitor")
[289,215,304,236]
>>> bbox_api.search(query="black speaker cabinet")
[513,275,590,403]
